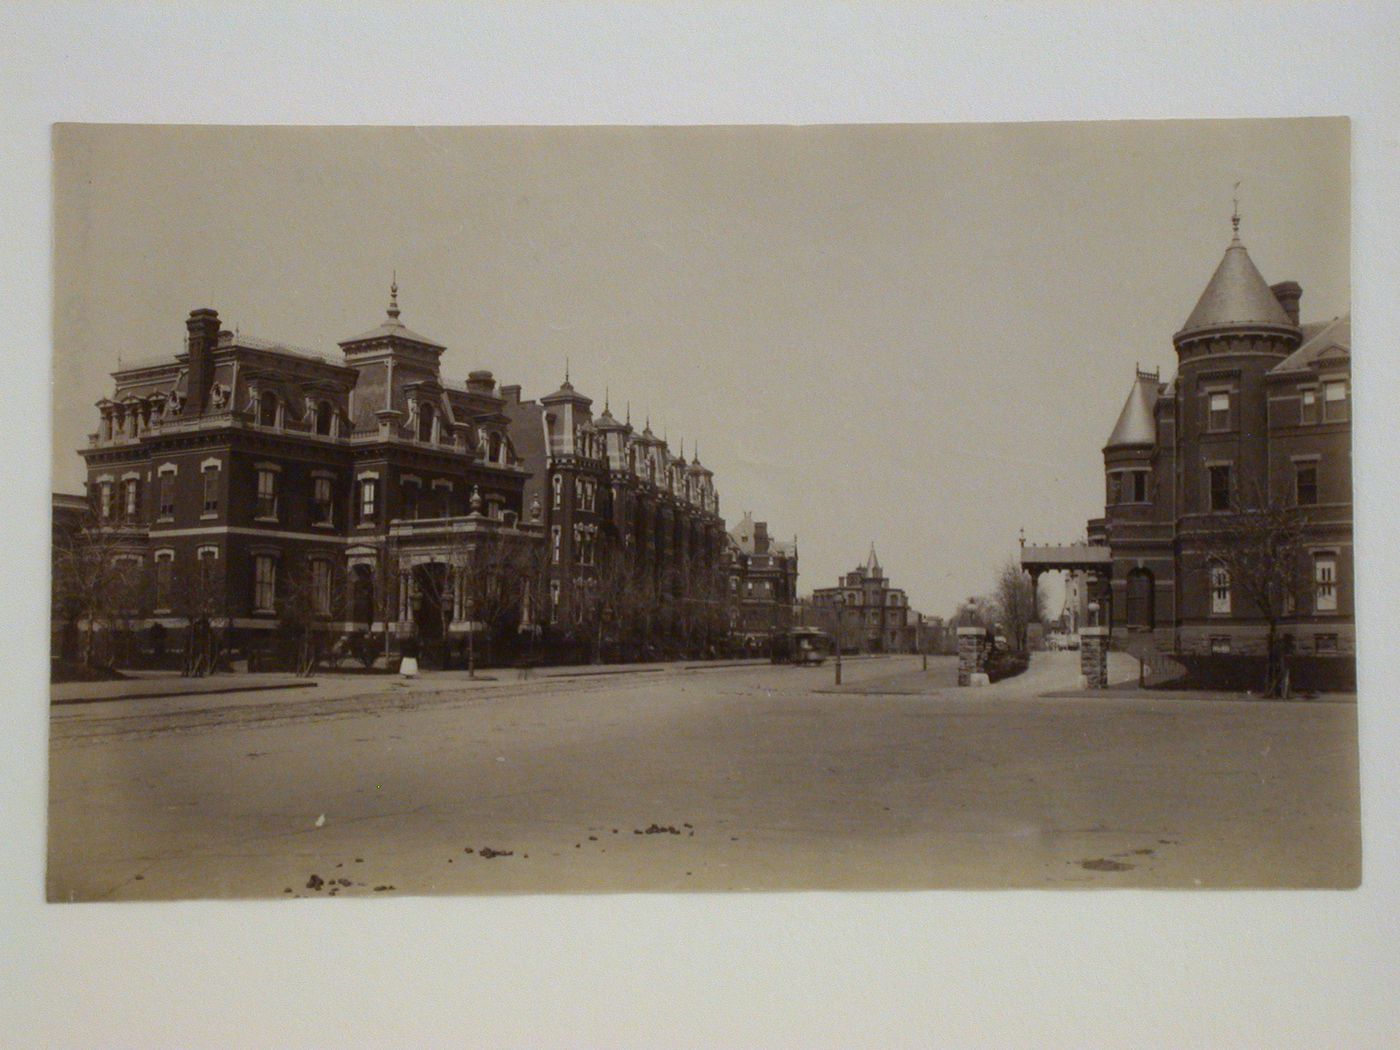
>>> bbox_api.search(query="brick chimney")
[467,369,496,395]
[1270,281,1302,326]
[183,308,221,417]
[500,384,522,404]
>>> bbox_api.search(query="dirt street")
[46,652,1360,900]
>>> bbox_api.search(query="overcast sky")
[52,119,1348,618]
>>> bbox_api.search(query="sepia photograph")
[8,4,1400,1045]
[47,119,1358,900]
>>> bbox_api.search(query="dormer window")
[418,402,435,443]
[258,390,279,428]
[315,400,334,436]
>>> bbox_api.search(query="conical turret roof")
[1176,233,1294,340]
[1105,372,1160,448]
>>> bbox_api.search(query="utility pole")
[466,597,476,678]
[834,594,844,686]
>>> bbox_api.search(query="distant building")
[809,545,918,653]
[723,512,799,649]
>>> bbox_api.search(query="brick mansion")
[65,282,794,664]
[1024,215,1353,663]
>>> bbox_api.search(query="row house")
[723,512,799,647]
[503,382,727,637]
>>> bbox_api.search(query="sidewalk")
[48,655,797,706]
[1041,681,1358,704]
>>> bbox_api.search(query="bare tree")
[276,554,346,677]
[1201,485,1313,698]
[52,516,145,669]
[992,559,1048,652]
[950,594,997,631]
[168,554,227,677]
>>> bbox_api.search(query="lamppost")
[833,593,844,685]
[465,596,476,678]
[919,611,927,672]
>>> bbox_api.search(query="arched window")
[1126,569,1154,630]
[418,403,435,443]
[489,432,502,463]
[315,400,333,436]
[258,390,279,427]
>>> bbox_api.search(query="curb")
[51,680,319,707]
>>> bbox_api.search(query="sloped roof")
[865,543,881,575]
[1272,313,1351,374]
[1176,237,1294,338]
[340,313,445,350]
[340,283,445,349]
[1105,373,1160,448]
[540,377,592,405]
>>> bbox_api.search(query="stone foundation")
[1080,626,1110,688]
[957,627,989,686]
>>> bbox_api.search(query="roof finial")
[1231,181,1242,241]
[565,355,570,385]
[388,270,400,319]
[626,401,631,426]
[604,385,610,413]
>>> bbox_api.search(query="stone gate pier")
[957,626,989,686]
[1080,626,1110,688]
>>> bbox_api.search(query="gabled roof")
[1105,372,1160,448]
[1175,236,1294,339]
[1272,313,1351,374]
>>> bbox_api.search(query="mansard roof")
[1105,371,1161,448]
[540,377,592,407]
[339,280,445,350]
[1175,234,1295,340]
[1272,313,1350,374]
[340,314,446,350]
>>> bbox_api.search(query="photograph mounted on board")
[47,119,1356,900]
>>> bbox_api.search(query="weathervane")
[1232,181,1242,239]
